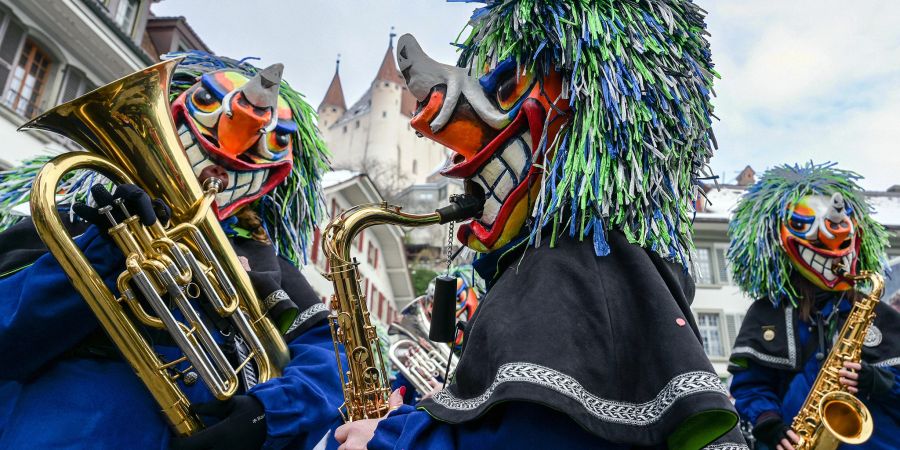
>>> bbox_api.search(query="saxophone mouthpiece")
[436,194,484,224]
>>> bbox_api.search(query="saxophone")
[789,270,883,449]
[322,196,481,421]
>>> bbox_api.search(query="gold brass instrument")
[789,270,882,449]
[20,59,289,436]
[388,295,458,396]
[322,197,480,421]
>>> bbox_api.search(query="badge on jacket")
[762,326,776,342]
[864,325,882,347]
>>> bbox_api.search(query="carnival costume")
[0,52,344,450]
[344,1,747,448]
[727,163,899,449]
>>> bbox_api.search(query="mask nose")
[819,193,853,250]
[217,63,283,157]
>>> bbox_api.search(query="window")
[367,242,378,269]
[693,247,712,284]
[4,39,51,118]
[714,244,732,284]
[697,313,724,357]
[693,244,733,285]
[382,111,387,118]
[357,231,364,251]
[114,0,139,35]
[355,120,360,129]
[58,66,94,104]
[342,126,347,133]
[0,12,23,89]
[412,159,417,174]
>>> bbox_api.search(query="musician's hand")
[169,395,267,450]
[839,361,862,394]
[776,430,801,450]
[420,378,442,400]
[753,413,794,450]
[334,388,404,450]
[73,184,171,230]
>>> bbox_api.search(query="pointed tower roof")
[374,29,405,85]
[319,56,347,111]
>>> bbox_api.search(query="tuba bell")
[19,58,289,436]
[388,295,458,396]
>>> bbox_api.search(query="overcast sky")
[152,1,900,191]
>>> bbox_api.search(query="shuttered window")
[714,245,732,284]
[724,313,745,350]
[0,13,24,97]
[58,66,94,104]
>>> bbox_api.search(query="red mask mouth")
[781,233,860,289]
[171,98,291,219]
[410,92,547,249]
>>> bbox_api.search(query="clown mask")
[171,63,298,219]
[397,34,570,253]
[780,193,859,291]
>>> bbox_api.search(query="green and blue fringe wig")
[727,162,890,307]
[0,51,330,267]
[455,0,718,267]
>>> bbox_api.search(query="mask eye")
[789,218,812,234]
[495,70,534,112]
[191,87,220,113]
[247,130,292,163]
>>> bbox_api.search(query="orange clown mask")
[780,193,860,291]
[397,34,570,253]
[170,64,298,219]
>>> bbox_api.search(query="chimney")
[736,165,756,186]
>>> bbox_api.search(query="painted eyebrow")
[478,57,516,92]
[274,118,297,134]
[200,73,229,99]
[790,212,815,223]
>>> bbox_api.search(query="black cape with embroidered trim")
[729,297,900,372]
[418,231,741,448]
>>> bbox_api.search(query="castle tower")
[318,30,450,195]
[317,56,346,129]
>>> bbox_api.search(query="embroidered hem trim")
[286,303,328,334]
[430,362,728,426]
[731,306,796,369]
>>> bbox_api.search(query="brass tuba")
[20,58,289,436]
[388,295,458,396]
[322,197,481,421]
[789,270,882,449]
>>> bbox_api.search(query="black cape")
[418,231,742,448]
[729,296,900,373]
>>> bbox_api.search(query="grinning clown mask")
[727,162,889,307]
[398,34,570,253]
[171,63,297,219]
[780,193,859,291]
[395,1,719,267]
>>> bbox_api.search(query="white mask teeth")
[179,120,270,210]
[466,131,534,227]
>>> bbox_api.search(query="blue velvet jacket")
[730,298,900,450]
[0,226,345,450]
